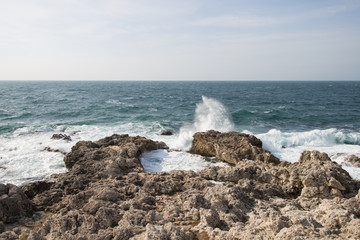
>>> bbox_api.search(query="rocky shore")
[1,131,360,239]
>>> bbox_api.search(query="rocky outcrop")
[0,184,34,223]
[1,132,359,239]
[190,130,280,165]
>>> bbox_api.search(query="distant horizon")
[1,1,359,81]
[1,79,359,82]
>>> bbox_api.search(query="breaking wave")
[171,96,234,150]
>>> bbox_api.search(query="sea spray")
[141,96,234,173]
[257,128,360,154]
[171,96,234,150]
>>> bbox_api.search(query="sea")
[1,81,360,185]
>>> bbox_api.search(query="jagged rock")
[296,151,358,201]
[0,184,34,223]
[2,133,360,239]
[64,134,168,169]
[51,133,71,141]
[344,154,360,167]
[190,130,280,165]
[21,181,54,199]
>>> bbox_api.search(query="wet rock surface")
[345,154,360,168]
[51,133,72,141]
[1,132,360,239]
[161,131,173,136]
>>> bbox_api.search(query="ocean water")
[0,81,360,185]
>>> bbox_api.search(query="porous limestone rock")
[1,132,360,240]
[190,130,280,165]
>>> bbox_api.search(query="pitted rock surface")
[1,133,360,240]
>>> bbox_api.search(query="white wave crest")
[257,128,360,151]
[171,96,234,150]
[256,128,360,179]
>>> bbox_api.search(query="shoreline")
[1,131,360,239]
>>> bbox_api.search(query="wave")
[256,128,360,179]
[105,99,125,105]
[171,96,234,150]
[257,128,360,151]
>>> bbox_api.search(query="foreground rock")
[190,130,280,165]
[0,184,34,224]
[1,132,359,239]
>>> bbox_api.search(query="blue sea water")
[1,81,360,185]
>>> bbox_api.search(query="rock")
[0,184,34,223]
[0,221,4,233]
[344,154,360,167]
[200,208,221,228]
[51,133,71,141]
[161,130,173,136]
[64,134,168,170]
[43,146,66,155]
[21,181,54,199]
[328,177,346,191]
[189,130,280,165]
[2,133,360,240]
[296,151,358,201]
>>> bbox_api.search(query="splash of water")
[171,96,234,150]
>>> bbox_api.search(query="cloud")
[194,15,279,27]
[193,4,359,28]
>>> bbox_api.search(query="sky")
[0,0,360,80]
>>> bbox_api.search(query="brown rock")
[0,221,4,233]
[189,130,280,165]
[161,130,173,136]
[51,133,71,141]
[64,134,168,170]
[296,151,358,201]
[3,133,360,240]
[0,184,34,223]
[344,154,360,167]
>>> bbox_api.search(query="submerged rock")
[161,130,173,136]
[345,154,360,168]
[190,130,280,165]
[51,133,72,141]
[1,132,360,239]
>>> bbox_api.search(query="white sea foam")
[256,128,360,179]
[0,130,69,185]
[140,149,228,172]
[170,96,234,150]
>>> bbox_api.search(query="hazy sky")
[1,0,360,80]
